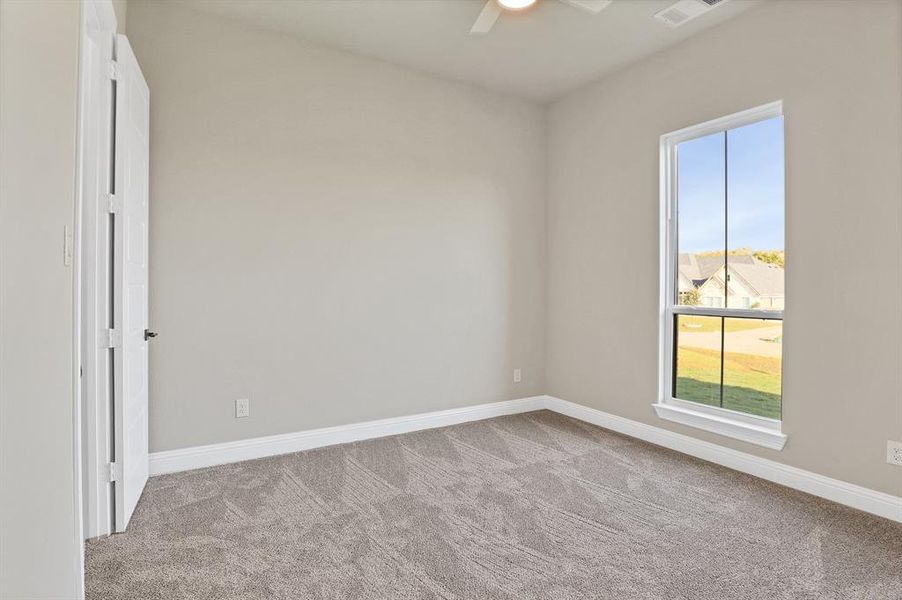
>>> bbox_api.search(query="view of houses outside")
[674,116,784,419]
[678,250,784,310]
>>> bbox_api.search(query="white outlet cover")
[888,440,902,467]
[513,369,522,383]
[236,398,250,418]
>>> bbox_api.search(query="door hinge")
[106,193,122,214]
[100,328,121,349]
[108,462,120,483]
[108,60,119,81]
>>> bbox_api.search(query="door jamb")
[77,0,118,557]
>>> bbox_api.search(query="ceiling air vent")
[654,0,729,28]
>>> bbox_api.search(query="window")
[655,102,787,450]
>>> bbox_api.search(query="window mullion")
[719,316,725,408]
[723,130,729,312]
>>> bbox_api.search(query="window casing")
[655,102,787,450]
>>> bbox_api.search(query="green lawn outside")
[675,346,782,419]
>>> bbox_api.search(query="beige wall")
[546,0,902,496]
[126,1,547,453]
[128,0,900,498]
[0,0,82,597]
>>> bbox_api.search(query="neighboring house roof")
[679,253,784,297]
[678,253,756,287]
[727,262,784,297]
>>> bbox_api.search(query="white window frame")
[654,101,787,451]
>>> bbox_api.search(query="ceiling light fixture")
[471,0,610,35]
[497,0,537,10]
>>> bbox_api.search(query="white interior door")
[113,34,150,532]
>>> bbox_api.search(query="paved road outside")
[679,326,783,358]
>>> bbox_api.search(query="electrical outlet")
[513,369,522,383]
[888,441,902,467]
[235,398,250,419]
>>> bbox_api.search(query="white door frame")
[77,0,118,544]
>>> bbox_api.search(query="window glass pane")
[677,132,725,307]
[722,318,782,419]
[674,315,722,408]
[726,116,785,309]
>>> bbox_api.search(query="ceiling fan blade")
[558,0,613,14]
[470,0,502,34]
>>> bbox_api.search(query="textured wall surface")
[546,0,902,496]
[0,0,82,597]
[127,1,547,453]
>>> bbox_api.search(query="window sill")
[652,402,787,450]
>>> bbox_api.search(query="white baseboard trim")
[149,393,900,523]
[543,395,902,523]
[149,396,546,476]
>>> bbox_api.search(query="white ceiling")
[181,0,761,102]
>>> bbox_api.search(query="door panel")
[113,34,150,532]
